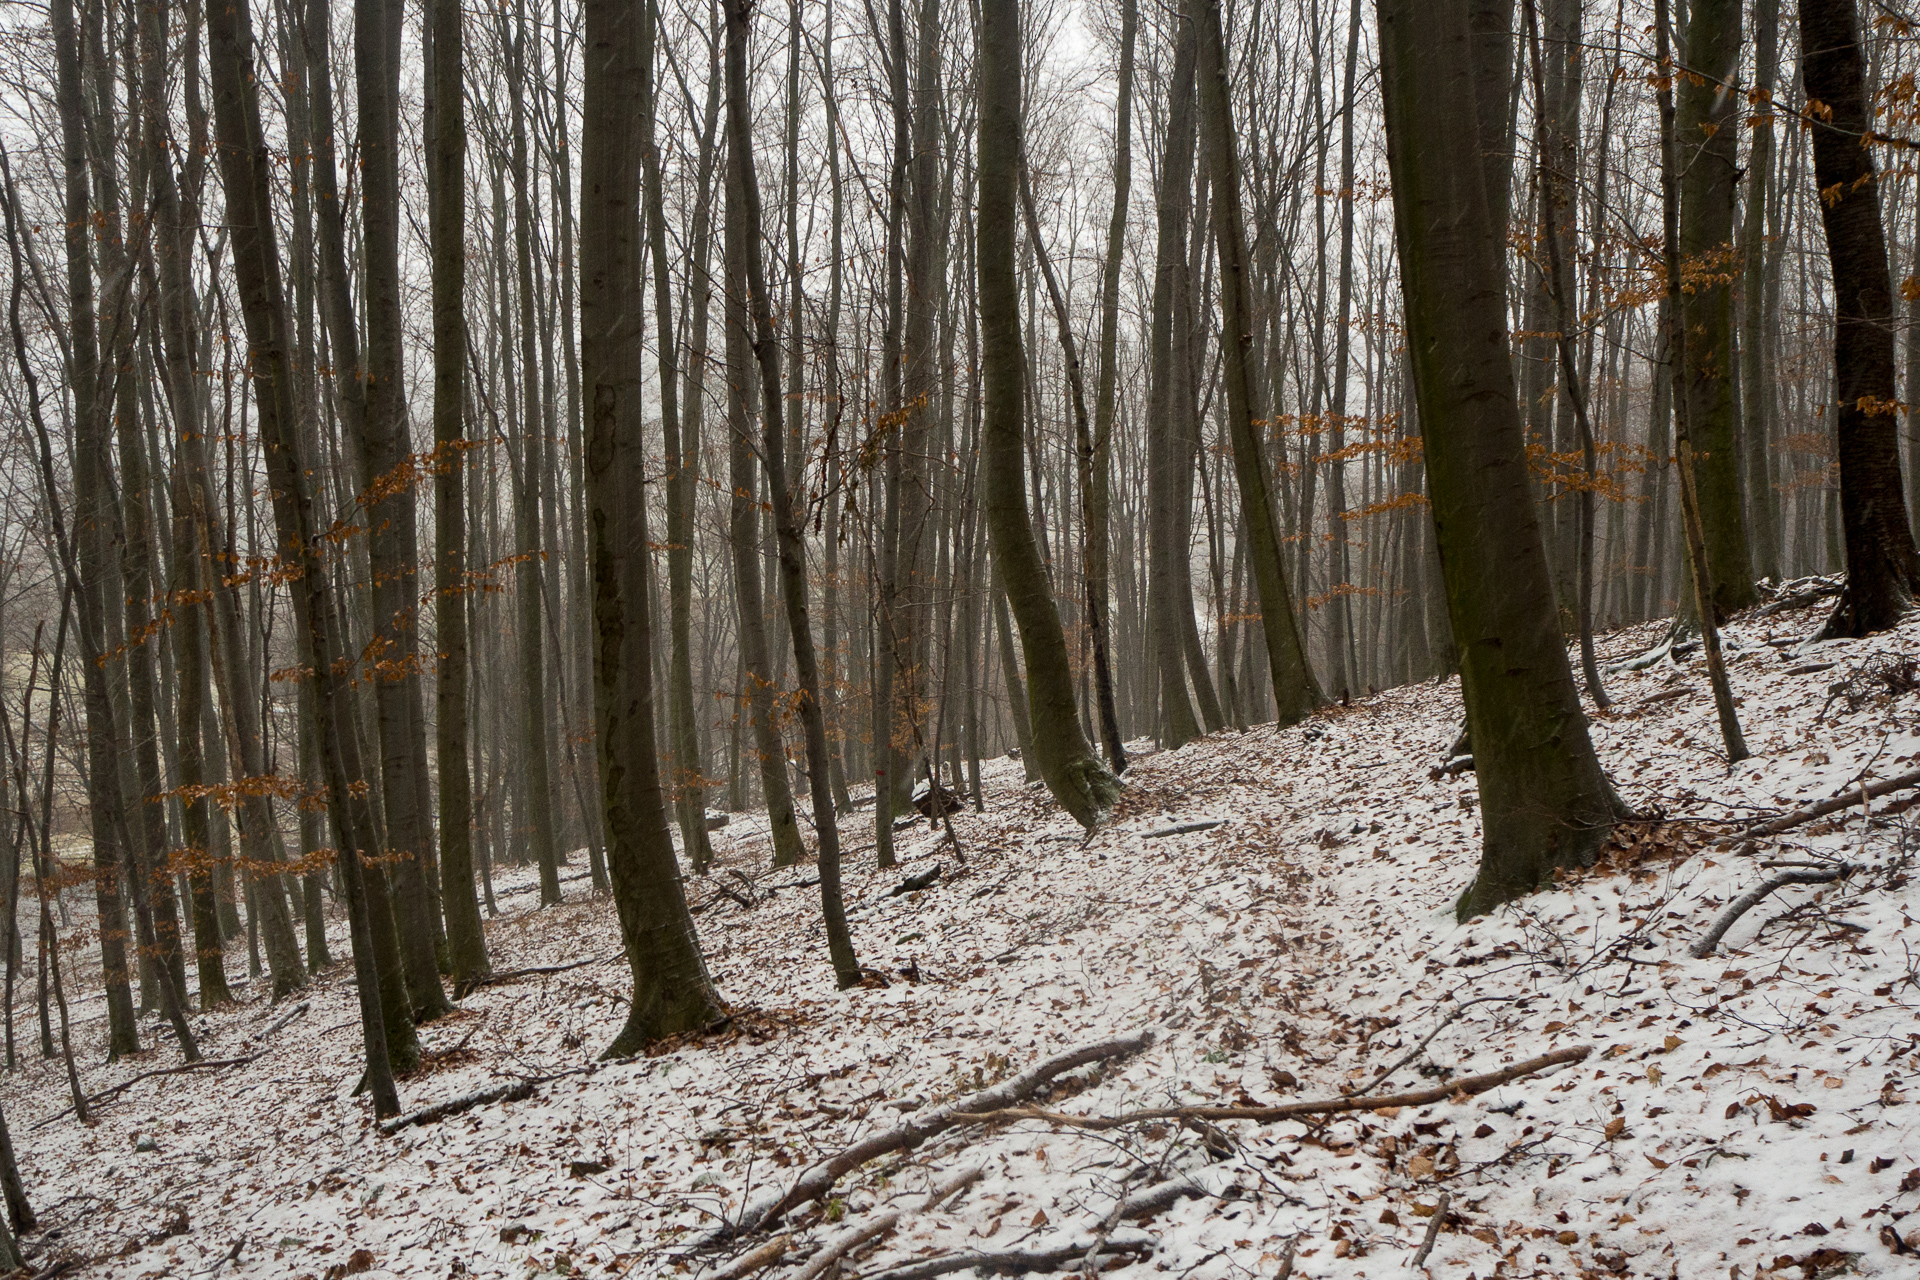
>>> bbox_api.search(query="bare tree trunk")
[204,0,400,1107]
[1802,0,1920,635]
[580,0,725,1053]
[979,0,1119,828]
[427,0,489,986]
[1377,0,1624,918]
[1194,0,1322,725]
[724,0,861,987]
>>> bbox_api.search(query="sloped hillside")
[7,595,1919,1280]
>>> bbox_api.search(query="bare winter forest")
[0,0,1918,1273]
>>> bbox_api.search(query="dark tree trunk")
[979,0,1119,828]
[1802,0,1920,636]
[580,0,725,1053]
[1377,0,1622,919]
[427,0,489,986]
[204,0,400,1111]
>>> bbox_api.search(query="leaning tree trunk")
[1802,0,1920,636]
[205,0,400,1112]
[1377,0,1623,919]
[1193,0,1323,726]
[580,0,725,1054]
[978,0,1120,829]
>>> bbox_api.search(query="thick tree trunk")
[1377,0,1621,919]
[1802,0,1920,635]
[580,0,725,1053]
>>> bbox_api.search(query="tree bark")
[204,0,401,1109]
[1802,0,1920,636]
[1194,0,1323,726]
[978,0,1119,828]
[1376,0,1622,918]
[1676,0,1754,615]
[580,0,726,1053]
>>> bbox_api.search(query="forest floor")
[7,591,1920,1280]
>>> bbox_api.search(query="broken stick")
[954,1045,1591,1131]
[791,1211,900,1280]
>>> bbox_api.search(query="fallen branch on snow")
[1739,769,1920,839]
[455,951,622,996]
[704,1234,792,1280]
[33,1054,264,1129]
[854,1236,1154,1280]
[1144,820,1225,838]
[951,1045,1592,1132]
[790,1211,900,1280]
[708,1031,1154,1241]
[377,1080,536,1134]
[255,1000,312,1041]
[1688,865,1856,959]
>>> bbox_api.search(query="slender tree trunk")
[725,0,861,987]
[427,0,488,986]
[1194,0,1322,725]
[205,0,401,1107]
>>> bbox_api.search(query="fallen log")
[377,1080,536,1135]
[455,951,622,996]
[713,1031,1155,1240]
[919,1165,983,1212]
[1688,865,1855,958]
[855,1236,1153,1280]
[952,1045,1591,1132]
[256,1000,312,1041]
[1116,1165,1236,1219]
[32,1054,264,1129]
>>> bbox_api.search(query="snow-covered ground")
[7,595,1920,1280]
